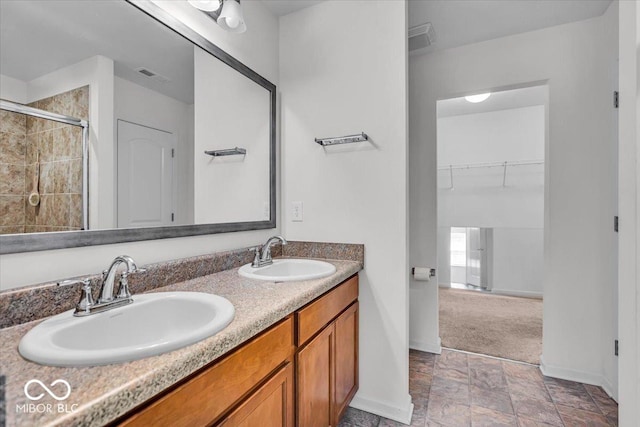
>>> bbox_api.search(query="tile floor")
[339,349,618,427]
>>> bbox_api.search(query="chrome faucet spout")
[251,236,287,268]
[99,255,141,303]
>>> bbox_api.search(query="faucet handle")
[69,279,95,315]
[249,246,261,267]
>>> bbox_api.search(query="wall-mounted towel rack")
[204,147,247,157]
[315,132,368,146]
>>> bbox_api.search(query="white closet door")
[117,120,175,228]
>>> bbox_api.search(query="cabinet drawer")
[119,317,294,427]
[296,275,358,346]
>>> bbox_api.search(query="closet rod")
[437,159,543,171]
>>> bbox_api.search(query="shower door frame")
[0,99,89,231]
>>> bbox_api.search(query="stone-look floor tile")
[430,375,470,405]
[517,417,558,426]
[437,349,469,369]
[503,362,544,382]
[427,396,471,427]
[471,406,518,427]
[425,420,448,427]
[556,404,611,427]
[470,365,508,392]
[545,380,600,413]
[468,354,502,369]
[606,412,618,426]
[470,385,514,415]
[511,396,563,427]
[507,375,552,402]
[583,384,618,420]
[339,407,380,427]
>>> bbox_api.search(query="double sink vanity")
[0,240,363,427]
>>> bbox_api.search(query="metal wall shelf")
[204,147,247,157]
[315,132,368,146]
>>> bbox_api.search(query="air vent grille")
[409,22,436,52]
[135,67,170,83]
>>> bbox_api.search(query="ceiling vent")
[408,22,436,52]
[135,67,170,83]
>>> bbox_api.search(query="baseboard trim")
[490,289,543,299]
[349,393,414,425]
[539,356,618,402]
[600,375,618,402]
[409,337,442,354]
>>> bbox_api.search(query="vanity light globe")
[465,93,491,103]
[187,0,221,12]
[217,0,246,33]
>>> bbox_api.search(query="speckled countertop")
[0,259,362,427]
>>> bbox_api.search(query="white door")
[117,120,175,228]
[466,227,486,287]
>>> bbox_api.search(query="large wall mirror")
[0,0,276,254]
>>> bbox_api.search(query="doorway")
[436,85,546,364]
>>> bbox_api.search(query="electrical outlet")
[292,201,303,222]
[263,202,270,220]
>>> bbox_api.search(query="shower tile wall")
[24,86,88,233]
[0,110,27,234]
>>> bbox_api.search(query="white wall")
[0,74,27,104]
[410,1,619,397]
[617,0,639,422]
[280,1,411,423]
[0,0,280,291]
[491,228,544,297]
[193,47,270,224]
[115,76,193,225]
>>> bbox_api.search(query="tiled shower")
[0,86,88,234]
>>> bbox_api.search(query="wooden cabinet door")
[218,363,294,427]
[297,324,335,427]
[333,302,359,425]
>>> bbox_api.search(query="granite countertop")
[0,259,362,427]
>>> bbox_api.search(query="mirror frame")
[0,0,276,254]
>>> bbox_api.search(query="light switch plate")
[292,201,303,222]
[263,202,270,220]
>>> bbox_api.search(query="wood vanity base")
[117,274,359,427]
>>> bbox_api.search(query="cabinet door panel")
[218,363,294,427]
[297,324,334,427]
[333,302,359,425]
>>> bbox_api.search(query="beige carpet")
[439,288,542,364]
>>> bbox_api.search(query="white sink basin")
[238,259,337,282]
[19,292,235,367]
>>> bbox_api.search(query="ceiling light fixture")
[465,93,491,103]
[187,0,221,12]
[188,0,246,34]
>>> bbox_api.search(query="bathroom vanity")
[119,275,358,427]
[0,242,363,427]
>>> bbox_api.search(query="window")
[450,227,467,267]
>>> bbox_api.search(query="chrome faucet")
[58,255,146,317]
[99,255,144,303]
[250,236,287,268]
